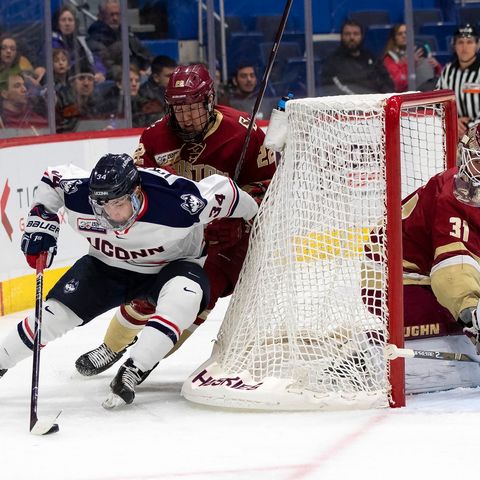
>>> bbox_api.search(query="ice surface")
[1,297,478,480]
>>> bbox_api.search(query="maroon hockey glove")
[242,180,271,205]
[205,218,248,250]
[21,205,59,269]
[129,299,156,316]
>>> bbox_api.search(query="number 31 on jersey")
[449,217,470,242]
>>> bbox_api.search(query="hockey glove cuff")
[21,205,60,269]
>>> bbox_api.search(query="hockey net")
[183,91,457,410]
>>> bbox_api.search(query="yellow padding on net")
[0,266,70,316]
[294,228,370,261]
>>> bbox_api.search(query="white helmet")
[454,124,480,207]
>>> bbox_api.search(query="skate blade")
[102,393,127,410]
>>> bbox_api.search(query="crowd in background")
[0,0,480,138]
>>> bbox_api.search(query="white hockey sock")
[0,322,32,369]
[130,276,203,371]
[0,299,82,369]
[130,319,177,371]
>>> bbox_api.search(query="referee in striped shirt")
[436,24,480,138]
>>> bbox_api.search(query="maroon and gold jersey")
[132,104,276,308]
[132,104,276,192]
[402,167,480,318]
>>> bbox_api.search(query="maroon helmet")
[165,64,216,142]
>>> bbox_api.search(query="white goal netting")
[183,92,456,410]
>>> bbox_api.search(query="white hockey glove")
[21,205,59,269]
[458,304,480,354]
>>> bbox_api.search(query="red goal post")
[183,91,458,411]
[384,91,457,407]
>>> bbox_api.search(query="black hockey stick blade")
[386,344,480,364]
[30,410,62,435]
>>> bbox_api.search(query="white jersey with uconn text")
[33,165,258,273]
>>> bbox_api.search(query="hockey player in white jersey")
[0,153,258,407]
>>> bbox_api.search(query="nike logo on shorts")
[184,287,196,293]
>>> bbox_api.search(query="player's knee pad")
[36,299,83,343]
[155,276,204,332]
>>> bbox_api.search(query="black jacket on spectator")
[87,20,152,74]
[137,76,167,124]
[320,45,394,95]
[55,84,112,133]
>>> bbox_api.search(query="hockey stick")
[30,251,61,435]
[233,0,293,181]
[385,344,480,364]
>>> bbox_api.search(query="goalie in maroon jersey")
[75,63,277,377]
[363,124,480,392]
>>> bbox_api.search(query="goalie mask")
[88,153,142,230]
[454,124,480,207]
[165,64,215,143]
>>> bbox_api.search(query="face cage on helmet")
[168,94,215,143]
[89,191,142,230]
[454,146,480,207]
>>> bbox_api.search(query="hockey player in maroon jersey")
[362,124,480,392]
[75,63,277,377]
[375,125,480,337]
[0,154,258,406]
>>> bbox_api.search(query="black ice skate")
[137,361,159,385]
[102,358,145,409]
[75,341,135,376]
[0,368,7,378]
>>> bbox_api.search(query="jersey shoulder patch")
[180,193,206,215]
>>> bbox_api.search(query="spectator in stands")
[383,23,442,93]
[101,64,145,127]
[52,48,70,90]
[226,63,257,111]
[319,20,394,95]
[52,5,106,84]
[137,55,177,124]
[224,61,273,119]
[436,24,480,138]
[56,60,111,133]
[87,0,152,78]
[0,35,45,88]
[0,72,47,131]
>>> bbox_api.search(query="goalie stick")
[386,344,480,364]
[30,252,61,435]
[233,0,294,181]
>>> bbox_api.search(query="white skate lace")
[88,344,118,368]
[121,364,142,391]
